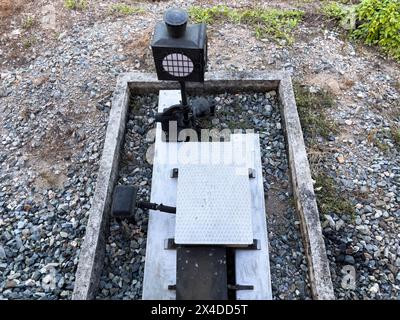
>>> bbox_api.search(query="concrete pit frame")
[72,71,335,300]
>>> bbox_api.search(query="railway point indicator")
[110,8,272,300]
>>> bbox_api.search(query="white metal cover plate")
[175,164,253,245]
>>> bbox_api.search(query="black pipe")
[179,81,190,124]
[137,201,176,214]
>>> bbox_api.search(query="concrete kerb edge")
[72,71,335,300]
[278,76,335,300]
[72,76,130,300]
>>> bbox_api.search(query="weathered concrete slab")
[141,90,180,300]
[143,90,272,300]
[235,134,272,300]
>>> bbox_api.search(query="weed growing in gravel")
[353,0,400,61]
[321,1,357,30]
[314,174,355,219]
[19,107,30,121]
[22,16,35,30]
[395,79,400,91]
[322,2,347,20]
[391,125,400,148]
[53,31,62,41]
[367,128,390,153]
[109,4,144,16]
[64,0,87,10]
[22,37,36,49]
[130,99,141,113]
[294,83,338,139]
[189,5,304,44]
[38,170,60,188]
[221,100,253,130]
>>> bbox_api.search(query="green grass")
[53,31,62,41]
[189,5,304,44]
[64,0,87,10]
[321,1,358,31]
[365,125,400,151]
[22,37,36,49]
[314,174,355,219]
[225,100,253,130]
[321,0,400,61]
[352,0,400,61]
[22,16,35,30]
[395,80,400,91]
[109,3,145,16]
[225,118,250,130]
[294,83,338,139]
[322,2,347,20]
[390,125,400,148]
[374,139,390,152]
[367,126,400,151]
[131,99,141,113]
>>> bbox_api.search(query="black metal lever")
[111,185,176,219]
[227,284,254,291]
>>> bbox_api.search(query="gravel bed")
[287,28,400,299]
[0,71,107,299]
[307,104,400,300]
[96,91,311,300]
[0,9,139,300]
[96,95,156,300]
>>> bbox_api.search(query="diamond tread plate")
[175,164,253,245]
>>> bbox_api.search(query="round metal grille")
[162,53,194,77]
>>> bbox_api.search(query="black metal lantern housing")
[151,8,214,142]
[151,8,207,83]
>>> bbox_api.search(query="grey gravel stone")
[0,246,6,259]
[344,255,355,265]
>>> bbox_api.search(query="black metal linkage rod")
[179,81,188,106]
[137,201,176,214]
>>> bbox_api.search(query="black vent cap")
[164,8,188,37]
